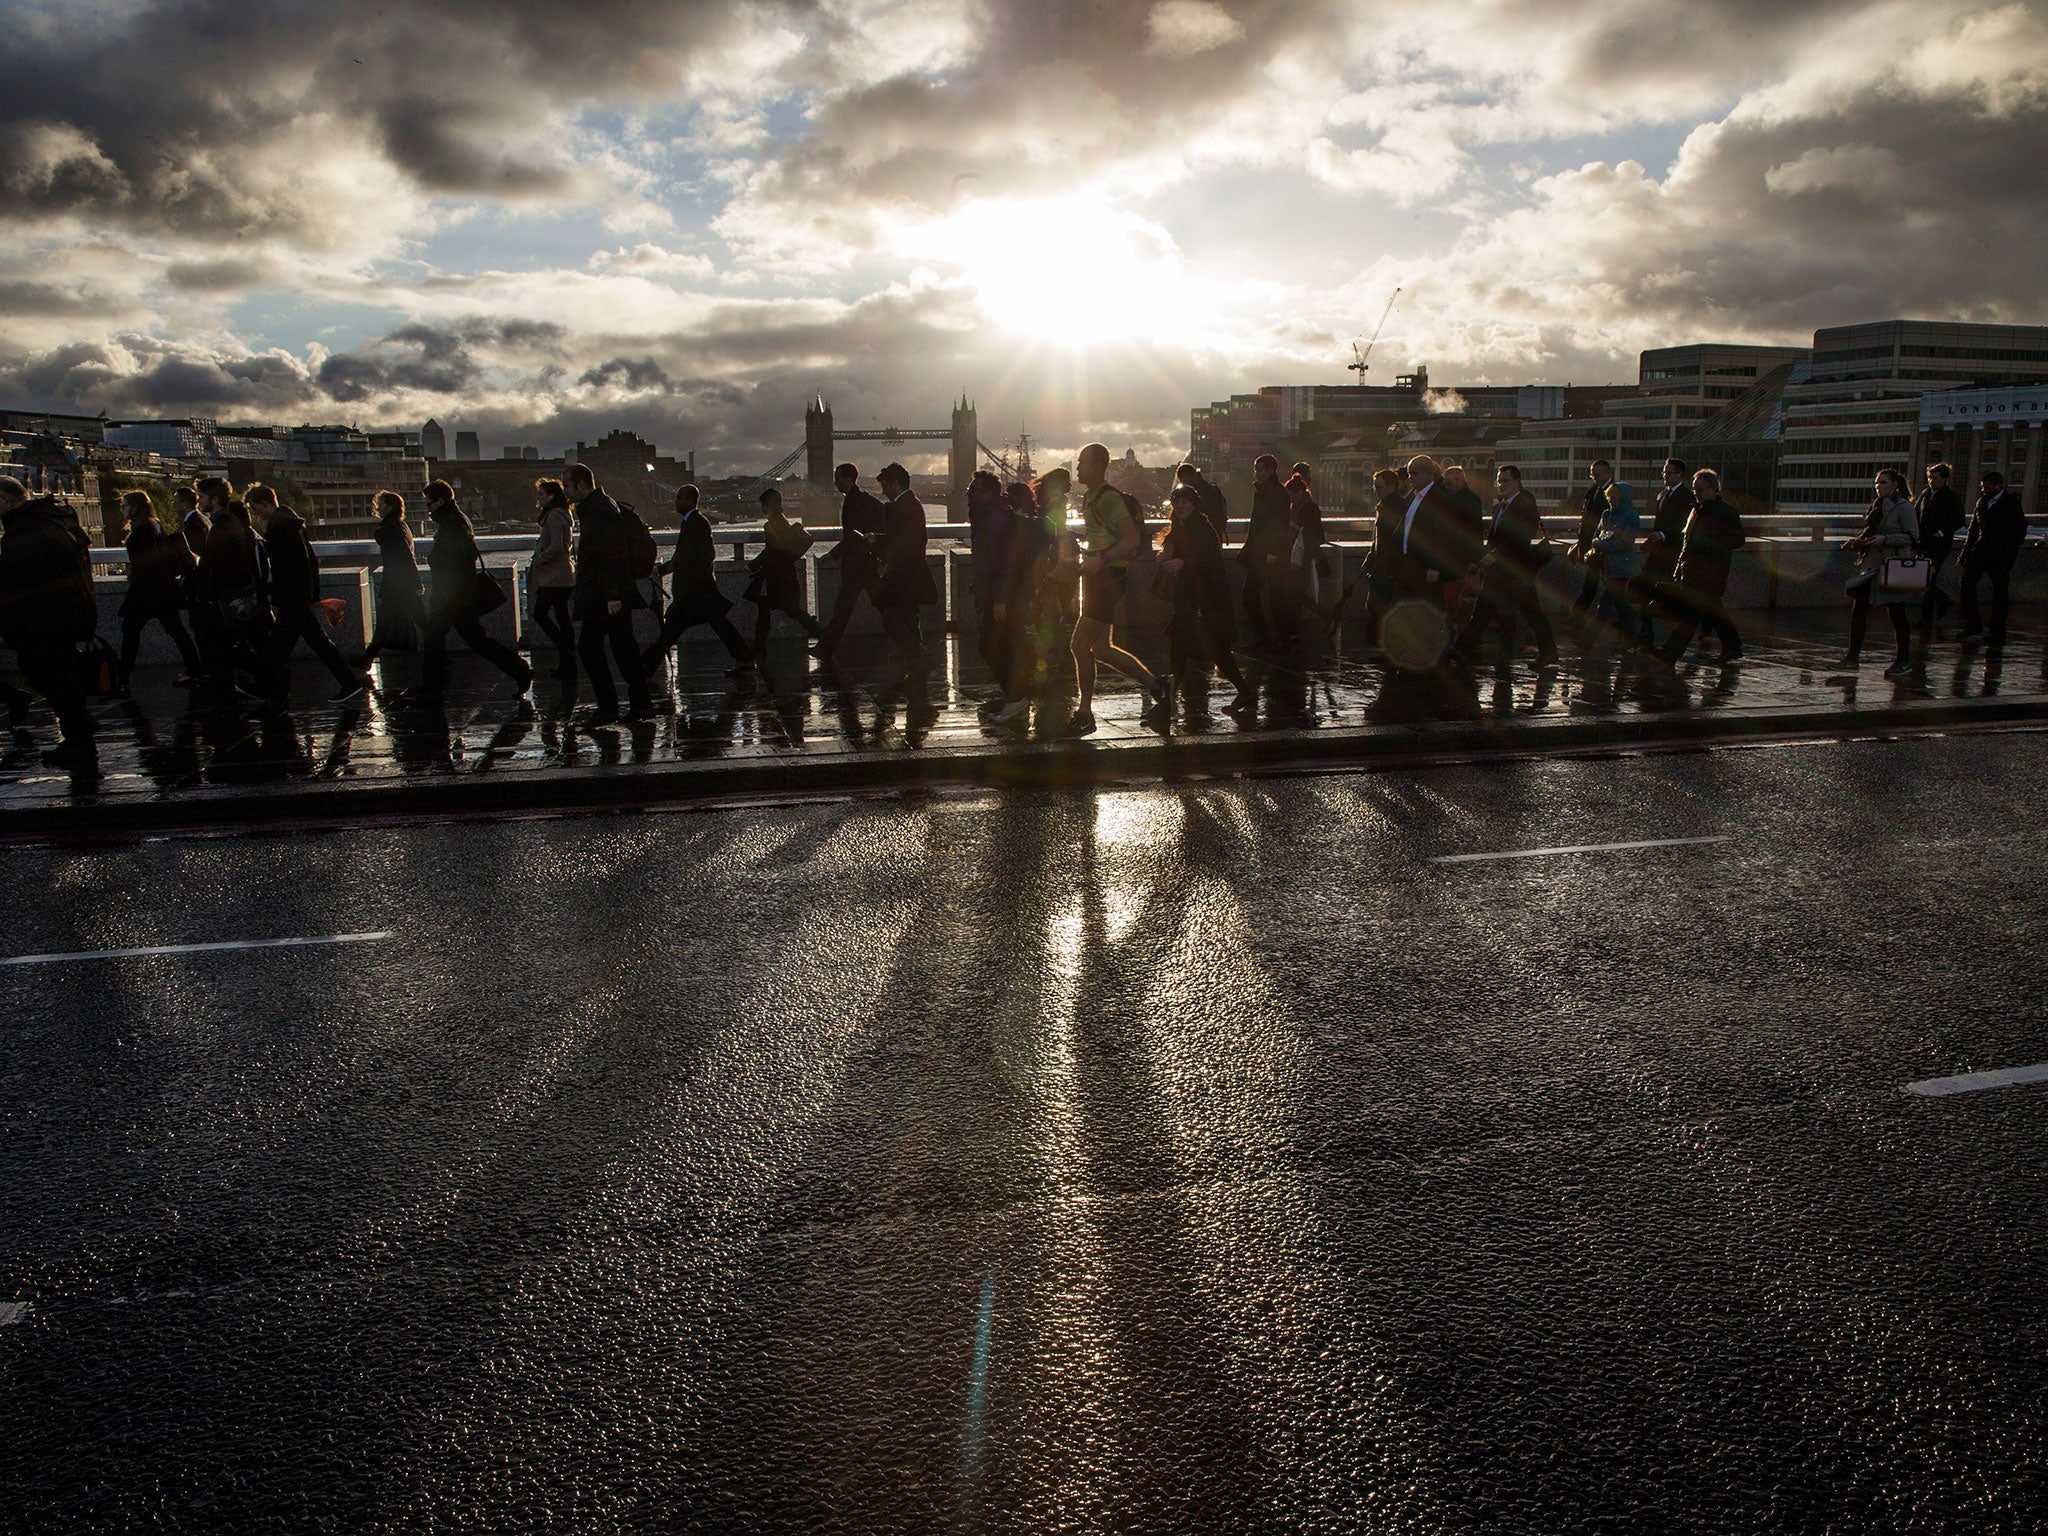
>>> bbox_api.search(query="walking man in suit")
[644,484,753,676]
[813,461,888,662]
[1958,469,2027,648]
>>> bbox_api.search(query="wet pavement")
[1,732,2044,1530]
[2,608,2043,816]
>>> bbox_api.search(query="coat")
[0,495,94,647]
[1483,489,1549,573]
[371,512,425,648]
[1675,497,1746,590]
[195,507,262,601]
[1916,484,1966,554]
[1848,495,1919,593]
[1159,511,1235,644]
[1241,477,1292,571]
[1961,488,2027,570]
[571,488,641,619]
[1592,486,1642,582]
[826,487,886,589]
[263,509,321,604]
[121,514,195,615]
[1186,473,1228,545]
[968,490,1021,610]
[531,503,574,588]
[426,504,486,621]
[664,510,732,624]
[1575,479,1611,552]
[877,489,938,609]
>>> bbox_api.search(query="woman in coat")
[528,478,576,677]
[1585,479,1642,647]
[117,490,202,685]
[1840,468,1919,676]
[361,490,427,668]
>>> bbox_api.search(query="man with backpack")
[249,484,367,706]
[566,462,652,725]
[1069,442,1168,735]
[0,474,99,770]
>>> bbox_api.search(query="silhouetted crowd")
[0,444,2029,776]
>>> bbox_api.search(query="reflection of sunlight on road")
[1092,791,1184,943]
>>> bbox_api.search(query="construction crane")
[1348,288,1401,381]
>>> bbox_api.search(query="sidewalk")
[3,609,2043,836]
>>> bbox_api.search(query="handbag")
[1880,556,1930,596]
[76,635,120,696]
[472,556,507,616]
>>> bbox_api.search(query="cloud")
[1146,0,1245,57]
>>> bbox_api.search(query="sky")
[3,0,2046,476]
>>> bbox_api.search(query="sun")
[911,197,1203,348]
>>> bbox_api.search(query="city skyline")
[3,0,2044,475]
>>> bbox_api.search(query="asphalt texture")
[2,731,2046,1532]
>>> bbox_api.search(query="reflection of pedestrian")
[1958,469,2027,648]
[644,484,752,674]
[116,490,202,685]
[528,478,576,677]
[0,475,98,770]
[402,480,533,707]
[362,490,426,667]
[1838,469,1918,677]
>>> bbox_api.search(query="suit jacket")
[827,487,887,586]
[1576,480,1611,550]
[1241,477,1292,569]
[1382,480,1473,596]
[1484,489,1548,573]
[877,489,939,608]
[1675,497,1746,587]
[1916,484,1966,551]
[1961,488,2026,569]
[665,509,732,622]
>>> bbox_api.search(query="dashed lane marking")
[0,931,395,967]
[1431,836,1728,865]
[1902,1062,2048,1098]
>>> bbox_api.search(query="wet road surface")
[2,732,2045,1531]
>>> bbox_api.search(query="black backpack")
[1092,484,1148,549]
[619,501,658,580]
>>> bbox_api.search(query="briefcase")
[1880,556,1930,596]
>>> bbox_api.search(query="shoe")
[1718,649,1743,665]
[40,740,98,769]
[1535,652,1560,670]
[577,708,621,728]
[991,697,1031,725]
[725,659,756,678]
[1883,658,1912,678]
[513,669,534,697]
[1066,708,1098,736]
[1223,689,1257,716]
[327,679,369,705]
[1833,652,1861,669]
[173,673,198,688]
[1145,674,1173,712]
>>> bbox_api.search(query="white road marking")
[0,931,395,967]
[0,1302,28,1326]
[1431,836,1728,865]
[1902,1062,2048,1098]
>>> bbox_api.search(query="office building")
[420,418,447,460]
[455,431,480,461]
[1775,320,2048,513]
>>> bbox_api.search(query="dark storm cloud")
[0,0,810,244]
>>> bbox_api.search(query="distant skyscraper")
[420,418,446,459]
[455,431,480,462]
